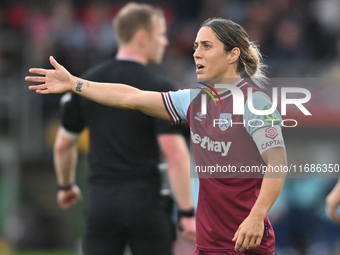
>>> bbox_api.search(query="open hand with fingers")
[232,215,264,252]
[26,56,72,94]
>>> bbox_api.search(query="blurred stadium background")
[0,0,340,254]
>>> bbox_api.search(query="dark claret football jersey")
[162,79,285,253]
[60,59,181,183]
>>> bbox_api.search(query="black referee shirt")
[60,59,182,183]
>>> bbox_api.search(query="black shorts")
[82,176,175,255]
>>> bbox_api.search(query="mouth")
[196,64,205,73]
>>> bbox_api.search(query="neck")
[214,68,241,92]
[116,46,147,65]
[199,76,242,92]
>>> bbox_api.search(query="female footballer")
[27,18,287,255]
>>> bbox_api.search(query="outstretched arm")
[26,56,171,121]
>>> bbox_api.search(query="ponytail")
[241,42,268,88]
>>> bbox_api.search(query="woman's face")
[193,26,232,81]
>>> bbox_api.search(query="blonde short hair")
[113,2,163,45]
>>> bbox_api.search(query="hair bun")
[242,42,268,88]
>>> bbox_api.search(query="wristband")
[57,184,74,191]
[177,207,195,231]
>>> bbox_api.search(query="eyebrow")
[194,40,214,45]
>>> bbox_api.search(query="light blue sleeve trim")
[244,91,283,135]
[168,89,200,122]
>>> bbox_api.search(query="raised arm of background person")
[157,134,196,243]
[54,127,82,209]
[233,147,287,253]
[27,56,171,121]
[326,178,340,224]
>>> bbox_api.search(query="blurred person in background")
[50,0,88,76]
[326,178,340,224]
[52,3,195,255]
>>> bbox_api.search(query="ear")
[228,47,240,64]
[135,29,149,48]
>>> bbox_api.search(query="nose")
[164,36,169,47]
[193,46,202,59]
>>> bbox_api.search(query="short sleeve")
[243,91,285,154]
[60,92,86,134]
[243,91,282,135]
[161,89,199,124]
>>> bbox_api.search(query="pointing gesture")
[26,56,171,121]
[26,56,72,94]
